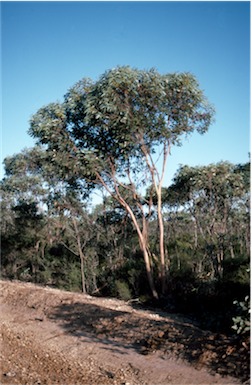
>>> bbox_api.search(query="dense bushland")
[1,159,249,334]
[0,67,250,336]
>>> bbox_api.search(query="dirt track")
[0,280,249,384]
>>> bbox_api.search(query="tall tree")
[164,161,250,277]
[29,66,215,298]
[1,146,94,290]
[52,191,98,294]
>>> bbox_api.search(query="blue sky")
[1,1,250,188]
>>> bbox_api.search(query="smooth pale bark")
[141,141,170,295]
[72,217,86,294]
[96,171,159,299]
[120,199,159,300]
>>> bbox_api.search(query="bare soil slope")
[0,280,249,385]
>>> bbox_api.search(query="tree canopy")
[1,68,250,351]
[27,66,215,298]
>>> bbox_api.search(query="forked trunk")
[96,171,159,299]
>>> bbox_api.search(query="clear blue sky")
[1,1,250,187]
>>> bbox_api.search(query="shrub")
[223,257,250,285]
[115,280,132,301]
[232,296,250,335]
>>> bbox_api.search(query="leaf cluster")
[28,66,215,176]
[232,295,250,335]
[165,161,248,207]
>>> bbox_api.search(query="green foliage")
[115,280,132,301]
[165,269,250,334]
[25,66,216,298]
[232,296,250,335]
[1,65,250,334]
[36,268,52,285]
[163,161,250,281]
[62,67,214,163]
[66,263,82,292]
[167,268,199,310]
[167,161,247,206]
[223,257,250,285]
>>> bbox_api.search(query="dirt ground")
[0,280,249,385]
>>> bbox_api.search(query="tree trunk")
[142,141,169,296]
[175,245,181,270]
[230,244,235,259]
[156,188,166,294]
[217,249,224,278]
[80,254,86,294]
[72,217,86,294]
[96,171,158,299]
[121,200,158,299]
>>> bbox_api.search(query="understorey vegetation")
[1,67,250,339]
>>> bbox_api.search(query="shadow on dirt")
[48,301,137,355]
[49,301,250,383]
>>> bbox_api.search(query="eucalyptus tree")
[52,189,99,294]
[29,66,214,298]
[1,146,95,290]
[165,161,250,277]
[0,147,48,278]
[1,147,48,207]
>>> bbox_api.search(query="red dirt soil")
[0,280,249,385]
